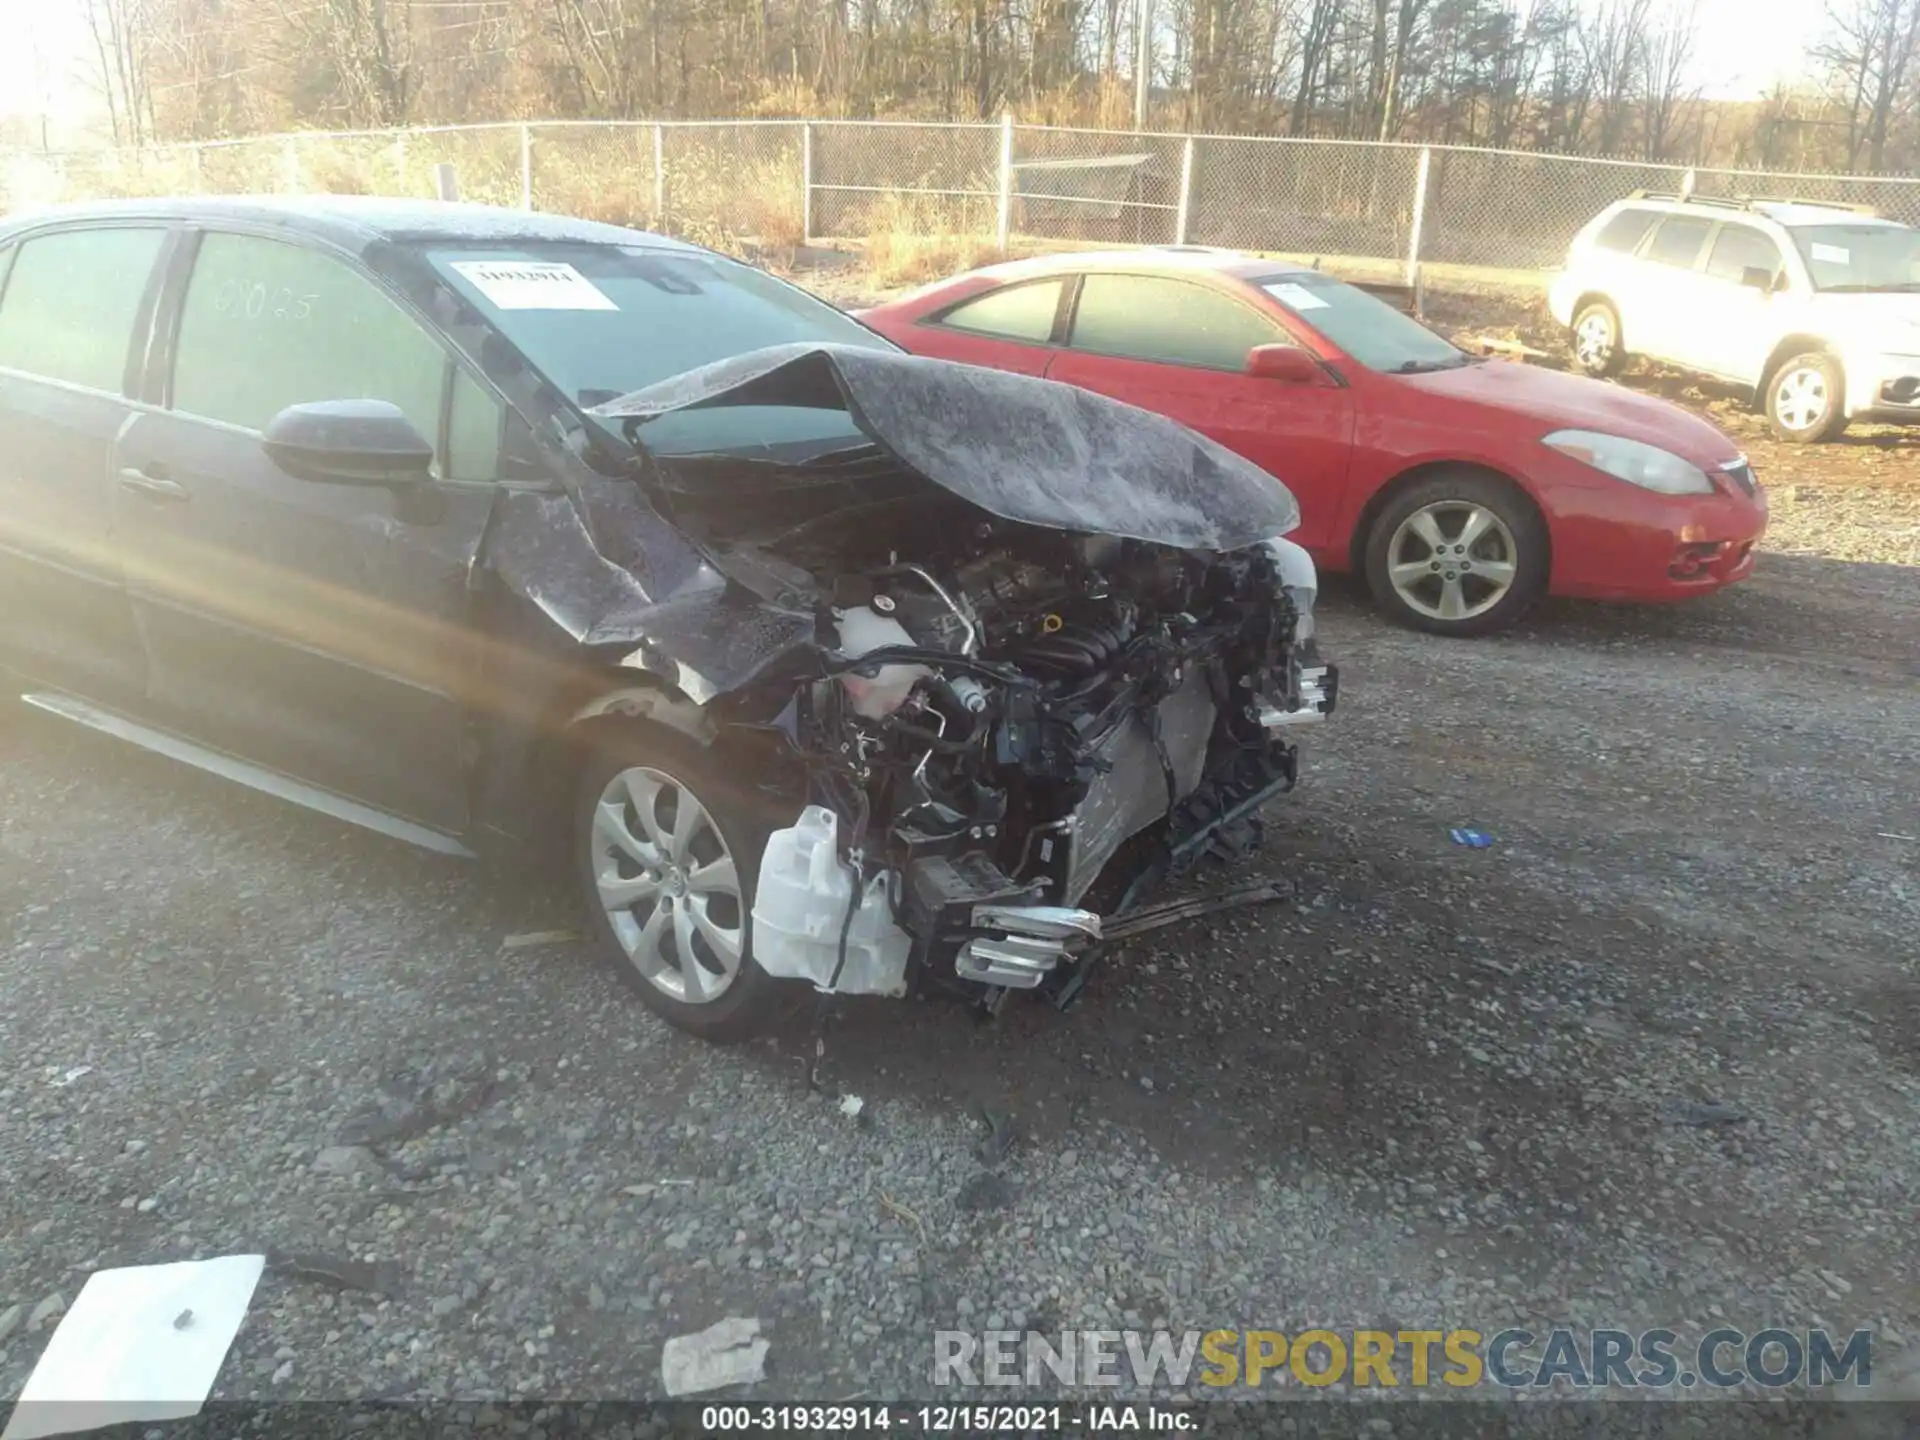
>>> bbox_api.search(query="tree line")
[59,0,1920,172]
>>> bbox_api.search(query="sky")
[0,0,1830,144]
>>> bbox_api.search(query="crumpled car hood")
[590,342,1301,553]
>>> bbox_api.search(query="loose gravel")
[3,544,1916,1420]
[2,277,1917,1419]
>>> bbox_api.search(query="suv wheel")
[1364,471,1549,637]
[1571,300,1626,378]
[572,721,786,1042]
[1766,351,1849,443]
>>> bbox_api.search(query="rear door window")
[1645,216,1713,269]
[935,280,1066,343]
[0,227,166,392]
[1593,208,1659,254]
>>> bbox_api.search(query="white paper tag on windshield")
[450,260,618,311]
[1809,243,1850,264]
[1269,282,1330,311]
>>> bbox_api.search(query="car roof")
[1749,202,1905,229]
[957,246,1319,286]
[0,194,705,254]
[1604,195,1906,231]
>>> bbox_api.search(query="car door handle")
[118,466,190,503]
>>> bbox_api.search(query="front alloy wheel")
[1363,470,1549,637]
[1570,301,1625,378]
[590,765,745,1005]
[1386,503,1519,624]
[572,723,783,1041]
[1767,352,1849,443]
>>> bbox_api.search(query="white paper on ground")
[1810,242,1851,264]
[449,260,618,310]
[2,1254,266,1440]
[1265,281,1331,311]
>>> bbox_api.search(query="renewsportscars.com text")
[933,1327,1876,1390]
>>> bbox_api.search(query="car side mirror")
[1740,266,1776,294]
[262,400,436,487]
[1246,344,1322,384]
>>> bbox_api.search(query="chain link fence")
[9,119,1920,286]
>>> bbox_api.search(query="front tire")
[1363,471,1549,637]
[1570,300,1626,378]
[571,721,785,1042]
[1766,351,1849,443]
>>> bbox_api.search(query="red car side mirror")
[1246,344,1322,384]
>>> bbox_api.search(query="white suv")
[1548,192,1920,443]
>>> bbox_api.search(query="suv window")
[1068,274,1282,369]
[0,227,166,392]
[1645,216,1713,269]
[936,279,1065,343]
[1705,225,1784,283]
[173,233,467,467]
[1593,208,1659,253]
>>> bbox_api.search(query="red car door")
[1040,273,1354,555]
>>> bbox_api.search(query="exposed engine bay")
[587,342,1338,1011]
[749,521,1334,1009]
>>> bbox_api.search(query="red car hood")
[1397,360,1744,468]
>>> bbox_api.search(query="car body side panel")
[0,377,150,706]
[114,404,498,832]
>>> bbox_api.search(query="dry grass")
[854,188,1003,287]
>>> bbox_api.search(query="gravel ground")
[3,274,1919,1423]
[2,543,1917,1420]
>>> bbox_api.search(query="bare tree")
[1817,0,1920,169]
[84,0,158,145]
[1577,0,1650,152]
[1639,0,1699,159]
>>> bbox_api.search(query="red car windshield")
[1254,273,1469,373]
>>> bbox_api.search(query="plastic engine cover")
[751,806,911,996]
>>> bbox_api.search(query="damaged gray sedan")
[0,197,1335,1040]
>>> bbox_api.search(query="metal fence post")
[996,113,1015,250]
[433,162,460,202]
[801,122,814,245]
[519,123,534,209]
[1405,145,1432,286]
[653,123,667,230]
[282,136,301,193]
[1174,135,1195,245]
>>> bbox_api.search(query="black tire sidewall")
[1364,472,1550,637]
[570,720,787,1043]
[1766,351,1848,444]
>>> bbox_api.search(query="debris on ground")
[956,1172,1018,1213]
[309,1145,385,1180]
[264,1252,396,1295]
[973,1107,1017,1165]
[4,1256,264,1439]
[660,1316,769,1396]
[499,930,584,952]
[25,1294,65,1334]
[1450,827,1494,848]
[1663,1099,1749,1128]
[837,1094,865,1120]
[1100,880,1291,944]
[48,1067,91,1088]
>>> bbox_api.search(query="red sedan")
[858,249,1769,636]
